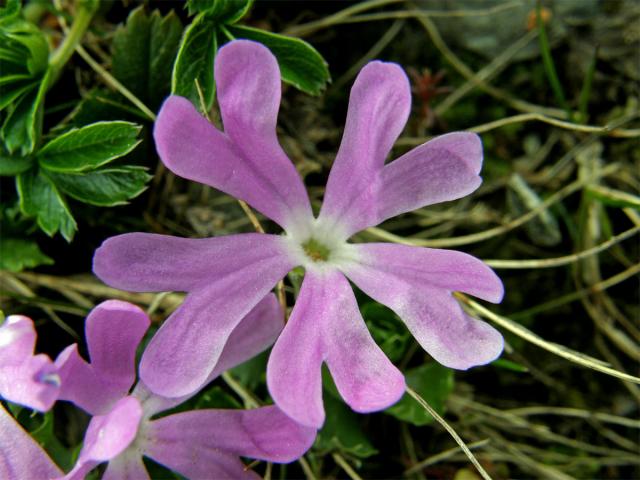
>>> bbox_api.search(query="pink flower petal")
[155,49,311,232]
[208,293,283,379]
[319,61,411,237]
[134,293,284,416]
[139,236,295,398]
[144,405,315,479]
[267,278,325,428]
[268,270,404,428]
[55,301,149,415]
[94,232,291,293]
[63,396,143,480]
[322,272,406,413]
[0,405,62,480]
[214,40,312,232]
[145,446,257,480]
[0,316,59,411]
[341,244,504,369]
[375,132,483,224]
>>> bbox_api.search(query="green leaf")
[171,13,217,110]
[1,70,48,155]
[2,20,49,75]
[0,149,32,175]
[0,237,53,271]
[28,411,74,470]
[186,0,253,24]
[315,395,378,458]
[492,358,529,373]
[229,350,268,390]
[0,77,37,111]
[386,363,454,426]
[112,7,183,111]
[362,302,411,363]
[38,121,142,173]
[47,166,151,207]
[226,25,330,96]
[0,0,21,25]
[0,45,28,66]
[194,386,242,409]
[16,168,77,241]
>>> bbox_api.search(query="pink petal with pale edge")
[133,293,283,416]
[268,270,405,428]
[138,235,295,398]
[62,396,143,480]
[319,61,411,236]
[144,405,315,479]
[154,42,311,231]
[341,243,504,369]
[56,300,149,415]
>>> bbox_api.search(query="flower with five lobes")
[55,298,316,479]
[94,40,505,429]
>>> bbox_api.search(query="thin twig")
[484,225,640,269]
[513,262,640,319]
[405,439,490,475]
[332,453,363,480]
[283,0,404,37]
[406,387,493,480]
[75,45,156,121]
[461,295,640,384]
[221,372,260,408]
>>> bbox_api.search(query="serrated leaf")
[47,166,151,207]
[0,149,32,175]
[171,13,217,110]
[16,168,77,241]
[37,121,142,173]
[226,25,330,96]
[386,363,454,426]
[2,20,48,75]
[0,237,53,271]
[186,0,253,24]
[314,395,378,458]
[112,7,183,111]
[53,89,146,134]
[1,70,48,155]
[0,45,27,65]
[0,78,37,111]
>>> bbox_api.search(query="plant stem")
[536,0,569,115]
[48,0,99,87]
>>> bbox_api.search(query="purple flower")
[0,315,63,479]
[0,315,60,412]
[56,298,316,479]
[94,40,504,428]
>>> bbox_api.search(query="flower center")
[302,238,331,262]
